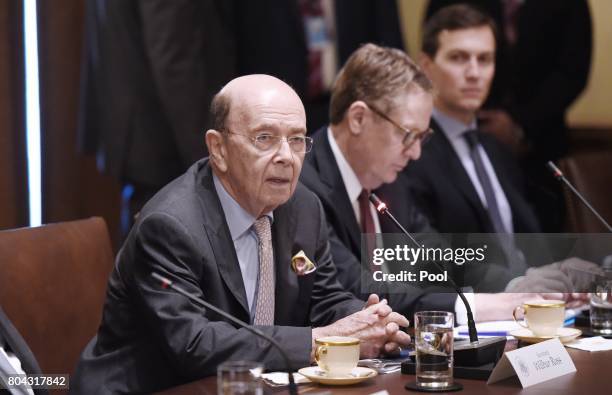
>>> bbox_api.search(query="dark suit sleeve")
[327,226,457,318]
[129,212,312,375]
[138,0,235,167]
[308,199,366,326]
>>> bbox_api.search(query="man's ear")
[346,101,368,136]
[419,52,434,76]
[205,130,228,172]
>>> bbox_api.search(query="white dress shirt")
[213,174,274,320]
[327,127,475,324]
[327,127,382,233]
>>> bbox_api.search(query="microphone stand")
[151,272,298,395]
[547,161,612,232]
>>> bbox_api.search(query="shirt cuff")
[454,290,475,325]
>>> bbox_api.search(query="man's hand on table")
[311,294,411,360]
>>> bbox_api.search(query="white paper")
[456,309,583,338]
[261,372,310,386]
[488,338,576,388]
[565,336,612,352]
[455,320,521,338]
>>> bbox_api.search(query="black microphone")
[546,161,612,233]
[150,272,298,395]
[369,193,506,368]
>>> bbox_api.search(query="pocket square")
[291,250,317,276]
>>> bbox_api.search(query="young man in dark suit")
[424,0,592,232]
[406,4,540,236]
[71,75,410,394]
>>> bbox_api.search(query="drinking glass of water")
[591,275,612,336]
[414,311,454,389]
[217,361,263,395]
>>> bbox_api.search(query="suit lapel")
[311,129,362,254]
[271,200,300,324]
[480,137,537,232]
[430,121,494,231]
[196,163,250,316]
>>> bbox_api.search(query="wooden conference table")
[156,342,610,395]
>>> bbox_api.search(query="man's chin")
[262,191,292,210]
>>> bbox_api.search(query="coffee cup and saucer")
[510,300,581,344]
[298,336,377,385]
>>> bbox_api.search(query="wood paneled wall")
[0,1,28,230]
[37,0,121,249]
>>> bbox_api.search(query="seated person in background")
[71,75,410,394]
[1,306,46,395]
[300,43,588,325]
[424,0,592,233]
[407,4,540,237]
[404,4,594,299]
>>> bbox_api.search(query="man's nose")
[405,140,422,161]
[465,57,481,79]
[273,137,295,163]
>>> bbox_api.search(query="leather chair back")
[560,151,612,232]
[0,217,113,378]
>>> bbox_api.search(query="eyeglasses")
[365,102,433,148]
[224,130,314,153]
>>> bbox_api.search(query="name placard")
[487,338,576,388]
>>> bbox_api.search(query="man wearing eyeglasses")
[300,44,466,318]
[299,43,583,325]
[72,74,411,394]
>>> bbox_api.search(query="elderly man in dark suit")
[71,75,410,394]
[0,307,47,395]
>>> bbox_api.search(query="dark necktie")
[464,130,526,274]
[358,190,376,270]
[464,130,507,234]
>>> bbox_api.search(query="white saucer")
[297,366,377,385]
[509,327,582,344]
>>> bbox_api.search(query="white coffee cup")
[314,336,360,376]
[513,300,565,337]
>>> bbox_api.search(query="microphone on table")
[369,193,506,367]
[150,272,298,395]
[546,161,612,233]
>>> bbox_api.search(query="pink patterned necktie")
[253,216,275,325]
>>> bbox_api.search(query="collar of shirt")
[213,173,273,241]
[432,108,477,142]
[327,126,362,204]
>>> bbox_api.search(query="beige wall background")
[397,0,612,128]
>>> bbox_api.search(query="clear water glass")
[217,360,263,395]
[414,311,454,389]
